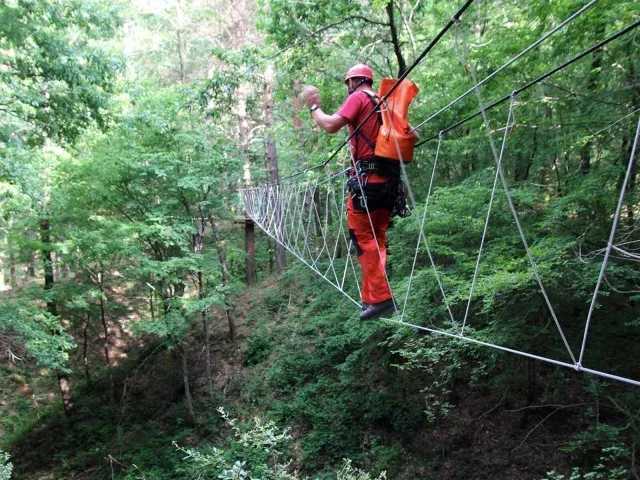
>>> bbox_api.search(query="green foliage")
[0,287,75,371]
[541,446,629,480]
[135,310,190,344]
[0,0,123,146]
[561,423,626,458]
[0,0,123,385]
[336,460,386,480]
[242,269,421,475]
[0,449,12,480]
[59,82,244,351]
[245,326,274,365]
[176,407,297,479]
[177,408,386,480]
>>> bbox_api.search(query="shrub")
[0,450,12,480]
[176,408,386,480]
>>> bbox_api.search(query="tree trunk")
[177,29,186,82]
[193,219,214,397]
[237,82,257,284]
[27,252,35,278]
[198,270,214,398]
[293,80,305,166]
[41,220,56,315]
[83,313,91,383]
[40,218,75,414]
[515,127,536,182]
[580,25,605,175]
[245,219,256,284]
[579,143,591,175]
[175,0,187,83]
[292,80,303,130]
[53,251,60,280]
[0,241,5,292]
[181,347,196,427]
[209,217,237,341]
[99,280,114,403]
[264,64,287,273]
[149,287,155,320]
[386,1,407,77]
[9,251,16,289]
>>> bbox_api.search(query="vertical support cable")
[400,134,457,329]
[578,115,640,368]
[454,20,577,363]
[461,98,515,336]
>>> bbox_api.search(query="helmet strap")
[347,78,368,95]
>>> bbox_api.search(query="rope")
[591,107,640,137]
[399,133,458,330]
[380,317,640,388]
[241,171,363,305]
[238,113,640,387]
[460,97,515,336]
[612,244,640,261]
[350,155,396,307]
[417,19,640,146]
[330,175,363,295]
[410,0,598,133]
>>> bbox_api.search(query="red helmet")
[344,64,374,84]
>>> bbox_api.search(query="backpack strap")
[361,90,383,126]
[353,90,382,151]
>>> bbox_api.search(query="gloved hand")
[301,85,320,110]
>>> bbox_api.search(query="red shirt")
[337,90,380,162]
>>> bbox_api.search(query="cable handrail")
[415,19,640,146]
[409,0,598,133]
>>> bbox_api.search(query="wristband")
[309,104,319,112]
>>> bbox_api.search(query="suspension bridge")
[240,0,640,388]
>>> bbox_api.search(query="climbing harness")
[346,160,410,219]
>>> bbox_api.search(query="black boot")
[361,302,370,311]
[359,298,397,320]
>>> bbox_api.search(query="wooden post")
[238,83,257,284]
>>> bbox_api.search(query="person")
[302,64,401,320]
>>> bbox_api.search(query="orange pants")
[347,193,392,304]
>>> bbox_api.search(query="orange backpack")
[369,78,420,163]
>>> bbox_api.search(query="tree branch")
[259,15,388,65]
[512,404,592,450]
[348,15,389,27]
[386,1,407,77]
[395,0,417,55]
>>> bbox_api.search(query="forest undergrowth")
[2,265,637,480]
